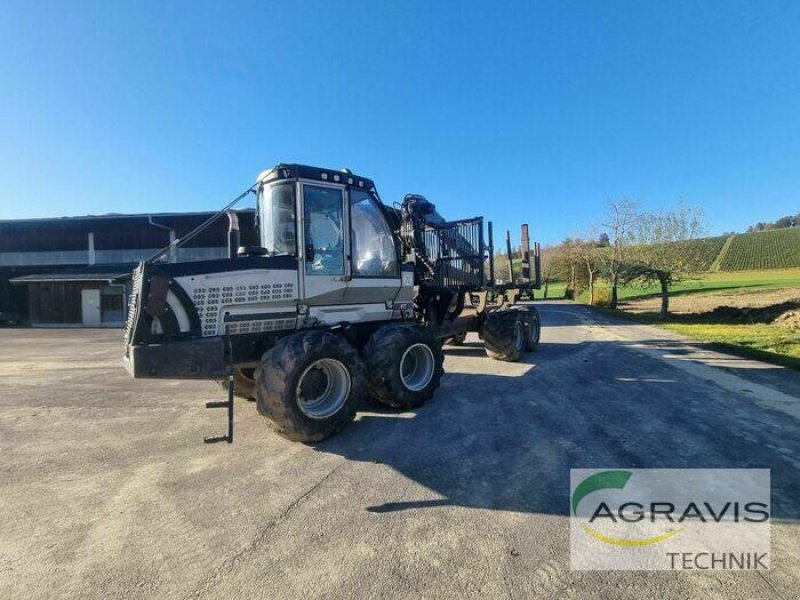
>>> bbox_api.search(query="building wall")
[100,285,127,324]
[0,210,257,322]
[0,211,258,255]
[26,281,128,326]
[0,268,38,319]
[27,281,101,324]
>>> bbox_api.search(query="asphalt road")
[1,301,799,599]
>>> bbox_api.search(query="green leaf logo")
[572,470,633,516]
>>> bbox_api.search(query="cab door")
[299,182,349,305]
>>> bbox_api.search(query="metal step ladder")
[204,330,234,444]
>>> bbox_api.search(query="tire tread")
[482,309,524,362]
[364,323,444,409]
[255,330,364,442]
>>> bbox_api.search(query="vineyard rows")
[680,235,728,271]
[718,227,800,271]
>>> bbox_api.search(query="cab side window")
[303,185,345,275]
[349,190,398,277]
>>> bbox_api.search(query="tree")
[597,198,639,309]
[491,256,511,284]
[576,238,602,305]
[539,246,562,299]
[598,232,610,247]
[489,245,521,284]
[747,214,799,232]
[621,203,707,318]
[556,238,583,299]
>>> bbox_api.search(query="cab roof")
[256,163,376,191]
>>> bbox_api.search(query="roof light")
[347,177,353,185]
[358,181,364,187]
[333,174,340,182]
[320,173,328,180]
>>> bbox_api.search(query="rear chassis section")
[397,210,531,341]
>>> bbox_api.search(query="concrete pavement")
[1,301,798,599]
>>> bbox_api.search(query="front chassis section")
[123,258,412,380]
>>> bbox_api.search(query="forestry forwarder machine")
[123,164,542,443]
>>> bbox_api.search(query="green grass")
[614,268,800,301]
[659,323,800,369]
[719,228,800,271]
[552,268,800,304]
[534,281,567,300]
[596,310,800,370]
[576,268,800,370]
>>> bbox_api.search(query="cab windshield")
[260,182,296,255]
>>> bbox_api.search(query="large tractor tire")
[482,308,526,362]
[444,331,467,346]
[520,306,541,352]
[216,367,256,401]
[255,330,365,443]
[364,323,444,409]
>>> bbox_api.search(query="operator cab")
[255,164,405,310]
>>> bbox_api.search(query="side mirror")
[305,243,315,262]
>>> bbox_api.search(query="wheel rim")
[295,358,351,419]
[400,343,435,392]
[513,320,525,351]
[529,316,540,344]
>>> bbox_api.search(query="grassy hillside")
[718,227,800,271]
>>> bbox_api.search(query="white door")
[300,183,348,304]
[81,289,101,327]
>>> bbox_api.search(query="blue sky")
[1,1,799,244]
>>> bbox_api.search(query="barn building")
[0,211,256,327]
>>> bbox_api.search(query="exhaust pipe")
[227,211,240,259]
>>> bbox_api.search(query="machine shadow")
[315,336,800,521]
[529,303,596,327]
